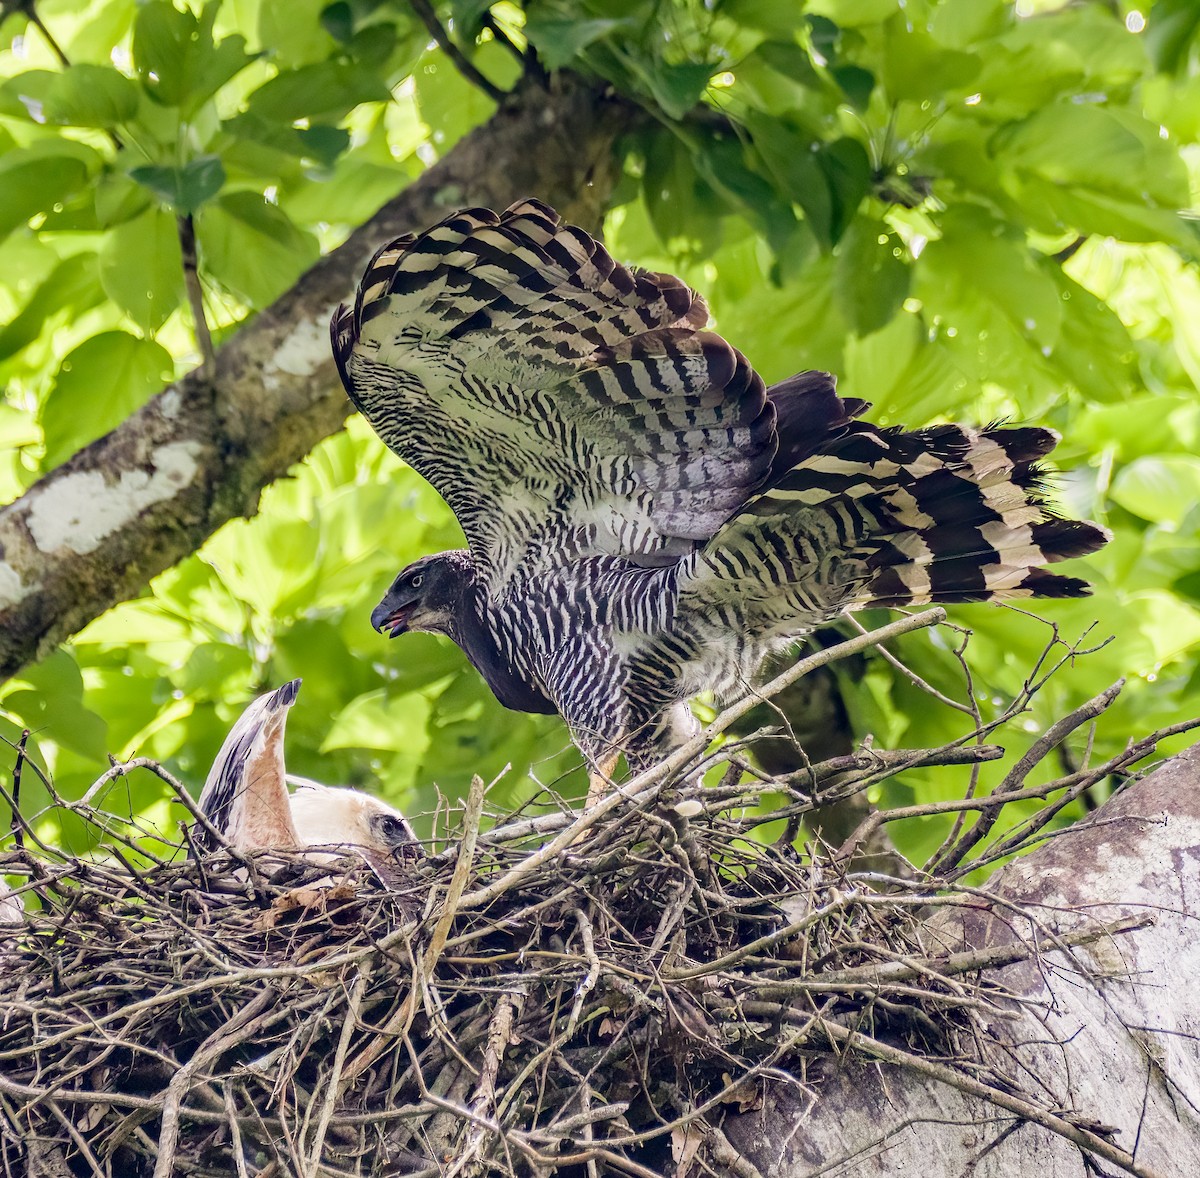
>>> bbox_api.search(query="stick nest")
[0,783,1004,1177]
[1,614,1184,1177]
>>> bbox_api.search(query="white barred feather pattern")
[333,199,772,591]
[335,201,1109,774]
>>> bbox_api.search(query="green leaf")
[0,253,105,363]
[0,148,91,241]
[43,65,140,127]
[322,688,433,754]
[129,156,225,213]
[41,332,174,472]
[818,138,871,246]
[133,0,256,113]
[805,0,900,25]
[243,60,391,124]
[94,172,155,228]
[99,206,185,331]
[721,0,807,36]
[831,64,874,112]
[744,112,833,246]
[295,124,351,167]
[203,512,321,616]
[450,0,496,39]
[1041,265,1137,402]
[1145,0,1200,74]
[917,204,1063,350]
[347,23,398,68]
[258,0,340,67]
[1074,395,1200,463]
[694,136,797,257]
[413,41,519,154]
[881,15,980,101]
[641,131,723,258]
[645,60,716,119]
[319,1,354,43]
[524,16,621,71]
[994,103,1189,211]
[834,217,910,336]
[0,70,57,121]
[197,192,319,307]
[1111,456,1200,531]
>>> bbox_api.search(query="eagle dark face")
[371,551,474,640]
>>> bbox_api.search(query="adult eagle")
[332,200,1107,795]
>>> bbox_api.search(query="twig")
[305,969,368,1176]
[153,987,279,1178]
[424,773,486,979]
[809,913,1151,988]
[22,2,69,67]
[178,213,215,372]
[931,679,1124,875]
[816,1018,1166,1178]
[410,0,505,101]
[9,730,29,851]
[224,1084,250,1178]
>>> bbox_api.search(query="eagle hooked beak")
[371,599,413,638]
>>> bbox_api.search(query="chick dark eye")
[380,815,409,841]
[411,574,423,588]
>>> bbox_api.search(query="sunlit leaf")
[197,192,318,306]
[133,0,256,113]
[323,688,433,754]
[881,16,980,101]
[1,651,107,760]
[44,65,140,127]
[99,205,185,331]
[413,42,520,153]
[0,252,105,363]
[41,331,174,471]
[1111,456,1200,531]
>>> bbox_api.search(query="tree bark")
[0,72,634,685]
[723,740,1200,1177]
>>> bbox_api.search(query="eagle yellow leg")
[584,751,621,810]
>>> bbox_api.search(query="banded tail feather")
[685,378,1108,631]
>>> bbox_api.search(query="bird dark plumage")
[332,200,1109,785]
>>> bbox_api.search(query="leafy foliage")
[2,0,1199,864]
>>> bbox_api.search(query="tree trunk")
[0,73,634,685]
[723,741,1200,1177]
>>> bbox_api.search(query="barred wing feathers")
[681,389,1109,637]
[332,200,774,587]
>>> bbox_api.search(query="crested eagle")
[331,199,1107,798]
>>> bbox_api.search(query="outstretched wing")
[331,200,775,590]
[680,388,1109,637]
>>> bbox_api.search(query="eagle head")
[371,550,473,639]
